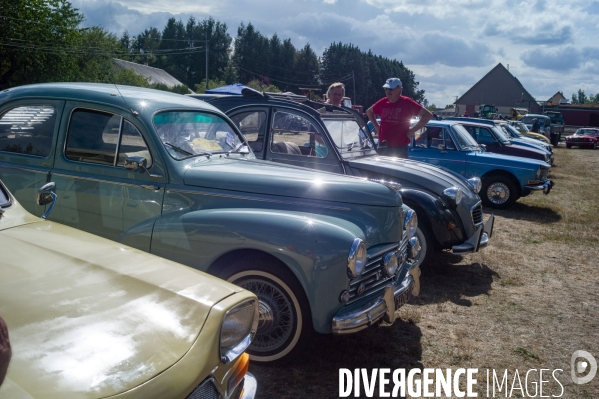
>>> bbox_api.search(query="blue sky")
[71,0,599,107]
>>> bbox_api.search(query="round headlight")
[220,299,259,364]
[443,187,463,207]
[404,209,418,238]
[467,177,482,194]
[383,251,399,276]
[347,238,367,279]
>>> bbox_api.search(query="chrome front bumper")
[452,214,494,255]
[331,262,419,335]
[239,373,258,399]
[525,179,554,195]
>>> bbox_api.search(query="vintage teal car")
[0,179,258,399]
[0,83,419,363]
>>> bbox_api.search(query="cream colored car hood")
[0,212,239,398]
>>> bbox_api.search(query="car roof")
[0,83,217,113]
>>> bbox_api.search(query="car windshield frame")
[321,115,378,159]
[152,110,251,161]
[448,124,480,150]
[491,126,512,144]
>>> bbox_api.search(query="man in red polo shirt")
[366,78,433,158]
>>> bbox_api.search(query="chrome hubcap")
[487,182,510,204]
[236,278,294,353]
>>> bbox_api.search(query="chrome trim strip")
[367,242,401,259]
[0,163,50,175]
[49,172,163,190]
[165,188,352,211]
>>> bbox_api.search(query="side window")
[117,120,152,167]
[477,128,496,145]
[230,111,267,153]
[271,111,326,158]
[66,109,151,167]
[444,129,456,150]
[414,126,443,148]
[0,105,56,157]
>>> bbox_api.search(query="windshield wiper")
[164,142,193,156]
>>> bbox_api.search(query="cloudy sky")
[71,0,599,108]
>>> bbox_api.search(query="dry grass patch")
[250,146,599,398]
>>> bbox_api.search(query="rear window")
[0,105,56,157]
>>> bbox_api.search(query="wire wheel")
[226,269,306,363]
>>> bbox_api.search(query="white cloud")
[70,0,599,108]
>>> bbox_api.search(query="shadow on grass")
[250,319,423,398]
[416,252,499,307]
[484,202,561,223]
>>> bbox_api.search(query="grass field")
[248,145,599,398]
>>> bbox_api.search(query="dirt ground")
[249,145,599,398]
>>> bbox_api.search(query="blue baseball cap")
[383,78,402,89]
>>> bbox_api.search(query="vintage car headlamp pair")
[347,238,367,279]
[220,299,259,363]
[466,177,482,194]
[443,187,463,207]
[404,209,418,238]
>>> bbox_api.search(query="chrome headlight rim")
[443,186,463,207]
[466,177,482,194]
[404,209,418,238]
[347,238,367,279]
[220,298,259,364]
[383,251,399,277]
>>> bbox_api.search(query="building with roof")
[112,59,190,91]
[455,63,541,117]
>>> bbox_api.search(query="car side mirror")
[37,182,57,219]
[378,140,388,149]
[124,156,147,170]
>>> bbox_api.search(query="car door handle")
[140,185,160,190]
[63,195,70,199]
[126,203,138,208]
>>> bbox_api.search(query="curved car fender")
[401,188,463,246]
[150,208,364,332]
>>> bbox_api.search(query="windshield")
[153,111,249,160]
[491,126,511,144]
[450,124,479,149]
[323,118,377,157]
[575,129,599,136]
[504,124,522,138]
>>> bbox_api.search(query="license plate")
[394,279,414,310]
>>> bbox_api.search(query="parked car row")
[0,83,560,397]
[0,83,426,397]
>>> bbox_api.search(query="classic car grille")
[187,378,221,399]
[347,234,407,305]
[471,202,483,226]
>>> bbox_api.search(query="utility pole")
[205,31,209,91]
[352,71,356,104]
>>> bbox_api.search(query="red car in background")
[565,128,599,149]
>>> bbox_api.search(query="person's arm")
[406,107,433,138]
[366,106,380,135]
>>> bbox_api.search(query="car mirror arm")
[37,182,57,219]
[124,156,163,178]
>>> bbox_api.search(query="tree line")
[1,0,425,108]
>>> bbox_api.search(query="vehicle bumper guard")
[525,179,554,195]
[331,262,419,335]
[452,214,495,255]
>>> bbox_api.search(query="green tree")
[0,0,83,89]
